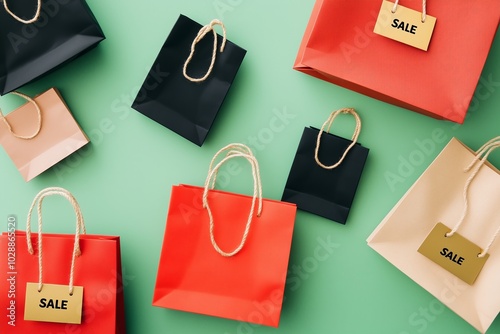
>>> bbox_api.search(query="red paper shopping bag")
[0,188,125,333]
[0,88,89,181]
[153,144,297,327]
[294,0,500,123]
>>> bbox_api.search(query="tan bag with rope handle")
[0,88,88,181]
[367,137,500,333]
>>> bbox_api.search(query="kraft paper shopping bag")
[0,88,89,181]
[367,137,500,333]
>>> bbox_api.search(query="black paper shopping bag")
[0,0,105,94]
[131,14,246,146]
[282,108,369,224]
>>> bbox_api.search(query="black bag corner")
[0,0,105,95]
[282,127,369,224]
[131,14,247,147]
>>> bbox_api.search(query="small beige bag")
[0,88,88,181]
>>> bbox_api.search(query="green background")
[1,0,500,333]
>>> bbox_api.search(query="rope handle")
[3,0,41,24]
[26,187,86,295]
[446,138,500,257]
[203,145,263,257]
[315,108,362,170]
[205,143,261,201]
[183,19,227,82]
[391,0,428,23]
[0,91,42,139]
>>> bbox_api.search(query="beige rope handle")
[0,91,42,139]
[446,139,500,257]
[205,143,262,207]
[26,187,86,295]
[203,151,263,257]
[183,19,227,82]
[392,0,427,23]
[3,0,41,24]
[315,108,361,170]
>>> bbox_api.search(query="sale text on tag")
[418,223,489,285]
[24,283,84,324]
[374,0,436,51]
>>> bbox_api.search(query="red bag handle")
[26,187,86,295]
[203,144,263,257]
[0,91,42,139]
[315,107,362,170]
[3,0,41,24]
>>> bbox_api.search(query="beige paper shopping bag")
[0,88,89,181]
[367,137,500,333]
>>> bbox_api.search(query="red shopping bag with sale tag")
[0,188,125,333]
[294,0,500,123]
[153,144,297,327]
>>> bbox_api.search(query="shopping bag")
[282,108,369,224]
[0,88,89,181]
[0,0,105,94]
[132,14,246,146]
[153,144,296,326]
[367,137,500,333]
[294,0,500,123]
[0,187,125,333]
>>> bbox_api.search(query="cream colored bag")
[367,137,500,333]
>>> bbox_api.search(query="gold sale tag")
[24,283,84,324]
[418,223,489,285]
[374,0,437,51]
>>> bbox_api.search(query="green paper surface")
[1,1,500,333]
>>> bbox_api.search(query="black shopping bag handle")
[3,0,41,24]
[315,107,362,170]
[183,19,227,83]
